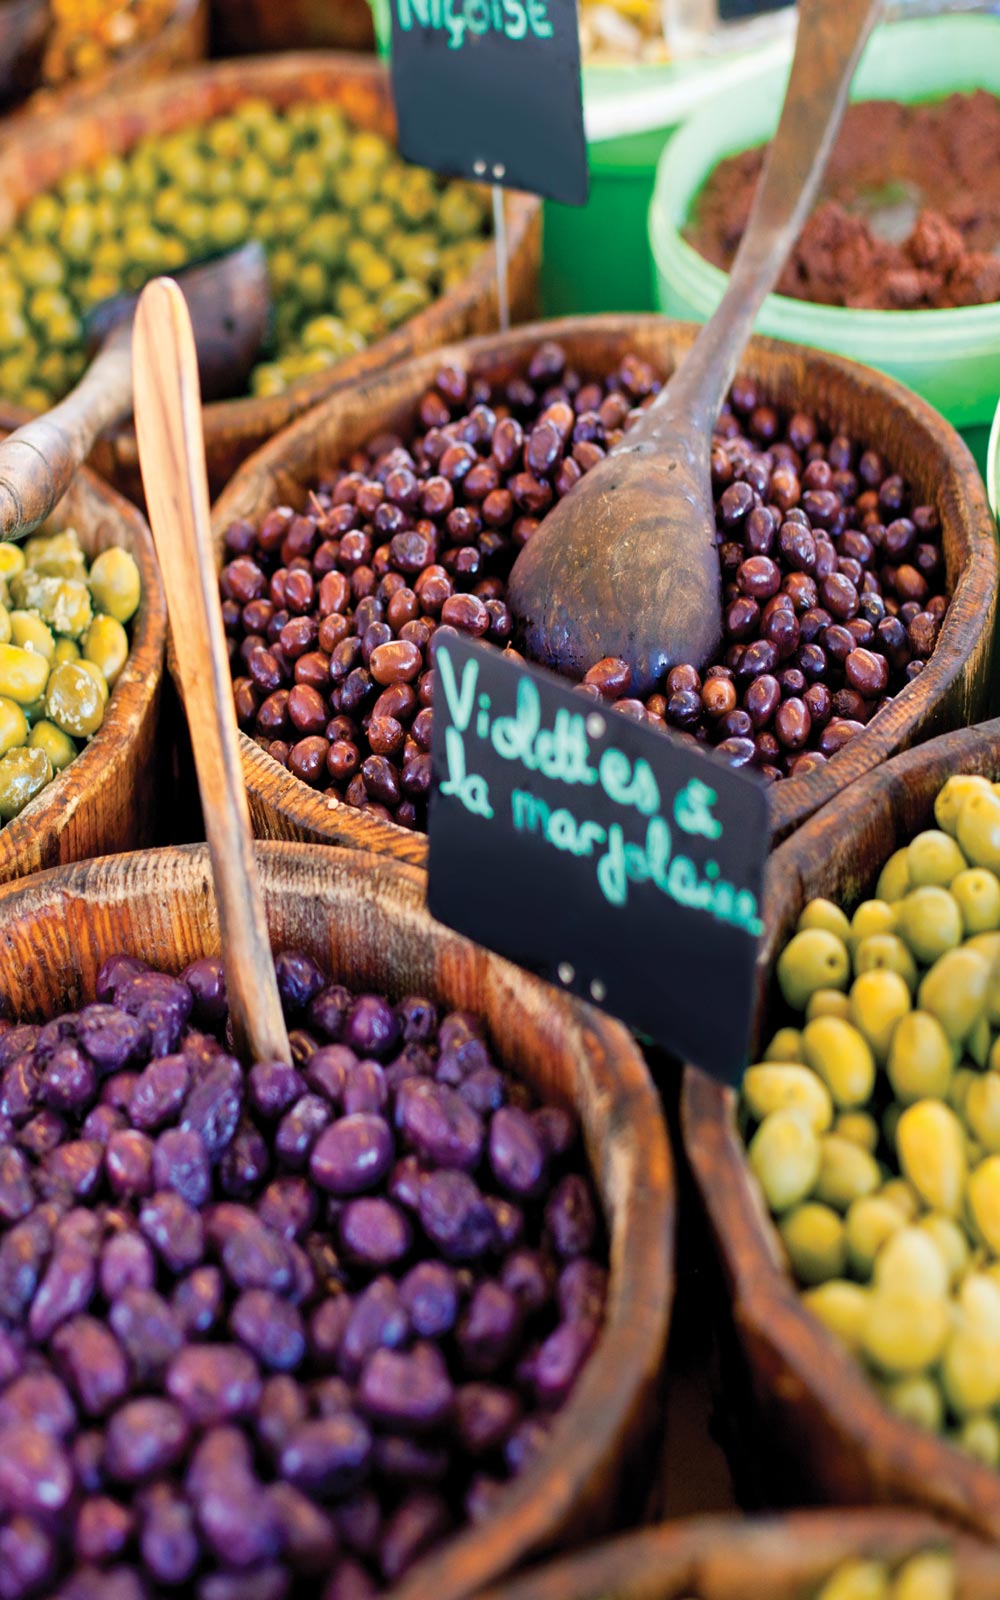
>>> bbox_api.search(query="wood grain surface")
[475,1510,1000,1600]
[682,720,1000,1540]
[0,405,165,882]
[207,313,998,861]
[0,53,541,500]
[133,278,290,1063]
[0,839,675,1600]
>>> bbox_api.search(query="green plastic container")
[989,393,1000,519]
[650,14,1000,434]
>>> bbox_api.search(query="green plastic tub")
[650,14,1000,437]
[989,392,1000,519]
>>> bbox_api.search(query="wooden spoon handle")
[648,0,880,426]
[0,332,133,542]
[132,276,290,1065]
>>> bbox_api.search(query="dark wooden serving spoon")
[0,0,49,109]
[507,0,881,698]
[0,240,270,541]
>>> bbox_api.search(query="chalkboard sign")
[388,0,588,206]
[718,0,791,18]
[427,635,770,1083]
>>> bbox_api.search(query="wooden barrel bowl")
[682,718,1000,1540]
[0,52,541,501]
[0,406,165,881]
[475,1511,1000,1600]
[207,312,997,862]
[0,839,674,1600]
[0,0,208,137]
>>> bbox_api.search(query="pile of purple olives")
[0,948,607,1599]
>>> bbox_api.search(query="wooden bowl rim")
[0,838,674,1600]
[475,1509,1000,1600]
[0,409,166,879]
[0,51,540,454]
[681,718,1000,1536]
[206,311,997,863]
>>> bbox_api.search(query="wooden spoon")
[0,0,49,108]
[0,241,270,542]
[132,275,290,1065]
[507,0,881,698]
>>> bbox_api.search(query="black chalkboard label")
[427,635,769,1083]
[388,0,588,206]
[718,0,791,18]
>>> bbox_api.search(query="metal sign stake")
[492,181,510,333]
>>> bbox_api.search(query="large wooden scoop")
[0,241,270,541]
[507,0,881,698]
[133,275,290,1064]
[0,0,49,108]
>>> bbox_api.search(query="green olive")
[896,1100,966,1216]
[802,1279,870,1352]
[802,1016,876,1108]
[779,1202,846,1285]
[853,934,918,993]
[0,696,28,756]
[849,900,897,946]
[936,773,994,836]
[748,1109,821,1214]
[88,548,141,625]
[83,614,129,686]
[957,789,1000,873]
[906,829,967,888]
[848,969,911,1062]
[814,1133,881,1211]
[45,662,104,739]
[895,886,963,966]
[951,867,1000,934]
[886,1010,953,1105]
[777,929,850,1011]
[797,898,852,941]
[28,720,76,772]
[0,746,52,820]
[917,946,989,1041]
[0,644,50,706]
[9,612,54,661]
[742,1063,833,1132]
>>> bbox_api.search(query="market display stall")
[0,0,996,1596]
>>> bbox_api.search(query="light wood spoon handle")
[132,276,290,1064]
[0,331,133,542]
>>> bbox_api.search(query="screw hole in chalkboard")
[590,979,607,1003]
[558,963,575,986]
[586,714,606,739]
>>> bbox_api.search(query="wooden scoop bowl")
[0,0,49,108]
[0,240,270,541]
[507,0,881,698]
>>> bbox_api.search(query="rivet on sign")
[590,979,607,1004]
[557,962,575,986]
[492,163,506,180]
[473,160,487,176]
[586,713,605,739]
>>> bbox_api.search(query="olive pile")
[0,100,490,411]
[0,948,606,1597]
[742,772,1000,1464]
[0,529,139,823]
[42,0,179,88]
[221,344,948,827]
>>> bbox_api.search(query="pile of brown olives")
[220,341,948,829]
[0,528,140,823]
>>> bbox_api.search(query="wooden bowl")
[0,840,674,1600]
[0,407,165,881]
[211,0,375,55]
[0,52,541,501]
[475,1511,1000,1600]
[208,312,998,862]
[0,0,208,133]
[682,718,1000,1540]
